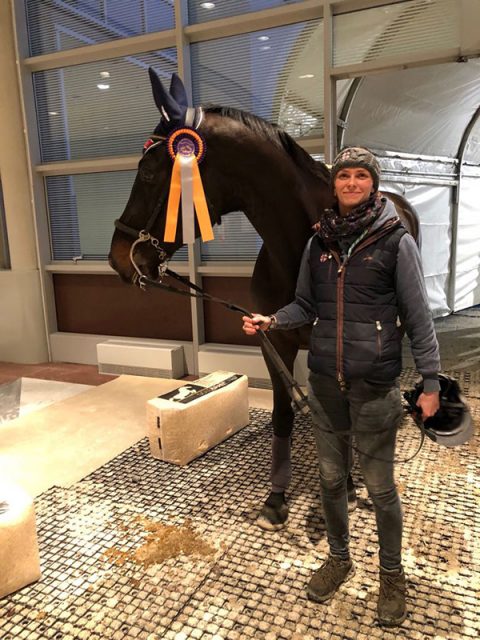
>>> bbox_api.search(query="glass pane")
[46,171,187,262]
[187,1,304,24]
[145,0,175,32]
[33,49,177,162]
[191,20,322,137]
[201,212,262,261]
[25,0,174,56]
[334,0,460,67]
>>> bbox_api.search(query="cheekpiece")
[142,137,164,155]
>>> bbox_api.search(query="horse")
[109,70,419,529]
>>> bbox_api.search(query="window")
[33,49,177,162]
[187,0,304,25]
[46,171,188,261]
[25,0,175,56]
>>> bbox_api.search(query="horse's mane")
[205,106,330,184]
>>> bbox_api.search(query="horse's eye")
[139,167,155,183]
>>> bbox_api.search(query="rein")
[137,269,310,418]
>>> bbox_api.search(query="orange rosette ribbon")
[164,128,214,245]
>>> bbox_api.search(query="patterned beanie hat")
[331,146,381,192]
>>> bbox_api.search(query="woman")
[242,146,440,626]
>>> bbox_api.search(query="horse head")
[109,69,333,286]
[109,69,220,284]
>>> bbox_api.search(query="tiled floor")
[0,378,478,640]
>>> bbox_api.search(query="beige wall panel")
[0,270,48,363]
[0,1,37,271]
[0,1,48,362]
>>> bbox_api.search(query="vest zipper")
[330,249,347,391]
[327,219,400,391]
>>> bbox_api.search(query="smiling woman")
[331,146,381,215]
[242,144,441,627]
[334,167,374,214]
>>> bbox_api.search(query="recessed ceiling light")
[100,71,110,78]
[97,83,110,90]
[200,2,215,8]
[48,111,59,116]
[299,74,315,79]
[258,36,270,41]
[260,46,271,51]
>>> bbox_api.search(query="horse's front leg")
[256,333,298,530]
[256,332,358,529]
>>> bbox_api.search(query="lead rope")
[136,269,425,465]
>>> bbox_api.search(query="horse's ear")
[169,73,188,108]
[148,67,186,123]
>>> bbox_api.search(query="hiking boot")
[377,566,407,626]
[256,492,288,530]
[307,555,355,603]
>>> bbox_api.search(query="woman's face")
[334,167,374,214]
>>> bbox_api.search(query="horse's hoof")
[347,489,357,512]
[256,492,289,530]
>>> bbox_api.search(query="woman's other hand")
[416,391,440,421]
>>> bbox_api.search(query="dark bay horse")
[109,70,419,529]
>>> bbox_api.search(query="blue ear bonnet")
[149,69,189,136]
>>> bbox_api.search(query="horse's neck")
[224,168,323,262]
[222,169,327,308]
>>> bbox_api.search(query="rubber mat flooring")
[0,368,479,640]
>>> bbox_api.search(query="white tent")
[342,60,480,317]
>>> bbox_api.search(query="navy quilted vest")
[308,222,407,383]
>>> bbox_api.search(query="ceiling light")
[48,111,59,116]
[200,2,215,8]
[97,83,110,90]
[299,74,315,79]
[100,71,111,78]
[258,36,270,41]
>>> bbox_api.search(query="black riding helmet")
[404,373,474,447]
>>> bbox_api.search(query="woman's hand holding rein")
[242,314,272,335]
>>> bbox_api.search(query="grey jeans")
[307,372,404,570]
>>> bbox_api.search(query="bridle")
[114,215,169,289]
[113,129,169,288]
[113,106,214,288]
